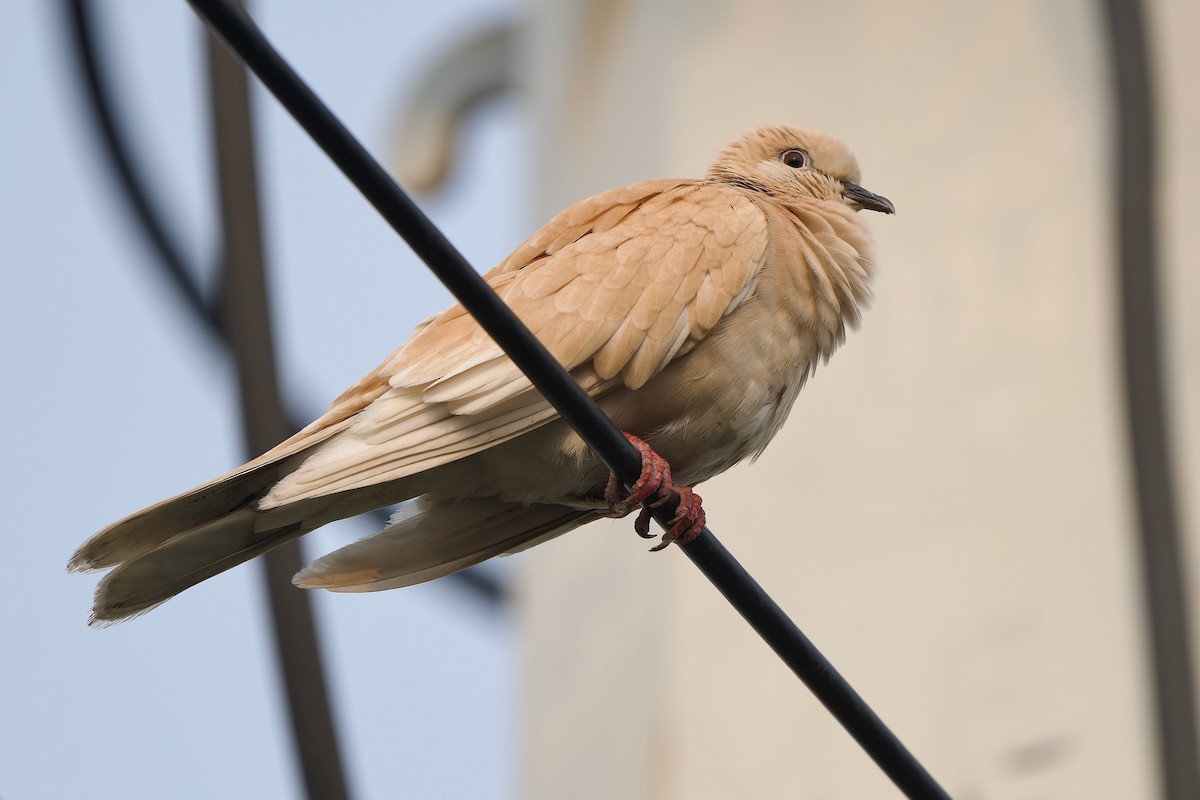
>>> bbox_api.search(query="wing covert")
[262,179,770,506]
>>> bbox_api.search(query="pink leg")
[603,433,706,551]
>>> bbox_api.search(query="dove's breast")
[608,278,825,487]
[601,197,876,487]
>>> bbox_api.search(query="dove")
[69,125,893,624]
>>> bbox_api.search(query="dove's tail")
[69,454,340,625]
[69,456,304,577]
[68,426,359,624]
[83,508,316,624]
[293,497,597,593]
[70,450,594,622]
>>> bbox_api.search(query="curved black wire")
[61,0,504,609]
[1101,1,1199,797]
[184,2,953,798]
[65,0,214,325]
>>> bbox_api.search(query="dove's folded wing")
[261,180,770,506]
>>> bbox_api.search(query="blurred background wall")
[3,1,1196,799]
[508,2,1199,797]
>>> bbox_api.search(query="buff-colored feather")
[68,125,891,624]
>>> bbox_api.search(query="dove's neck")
[762,198,877,363]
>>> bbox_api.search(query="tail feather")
[73,421,598,621]
[69,464,287,574]
[89,508,311,625]
[294,498,595,593]
[69,418,355,574]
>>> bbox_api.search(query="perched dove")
[69,125,893,624]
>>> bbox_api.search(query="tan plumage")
[68,125,893,624]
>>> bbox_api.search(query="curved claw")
[648,486,705,552]
[633,508,655,538]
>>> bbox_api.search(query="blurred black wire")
[205,13,351,798]
[65,0,212,323]
[1101,1,1199,797]
[61,0,504,609]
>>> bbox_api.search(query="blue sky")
[1,2,528,797]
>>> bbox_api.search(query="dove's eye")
[780,149,809,169]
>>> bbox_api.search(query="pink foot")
[648,485,706,552]
[604,433,706,551]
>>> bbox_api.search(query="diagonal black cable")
[1101,2,1199,797]
[61,0,504,608]
[185,1,953,797]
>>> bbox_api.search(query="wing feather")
[262,179,770,507]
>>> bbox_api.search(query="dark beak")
[842,181,895,214]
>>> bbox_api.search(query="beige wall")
[516,2,1198,797]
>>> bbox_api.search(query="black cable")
[184,1,953,797]
[1101,2,1199,797]
[61,0,505,609]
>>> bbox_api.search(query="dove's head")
[707,126,894,214]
